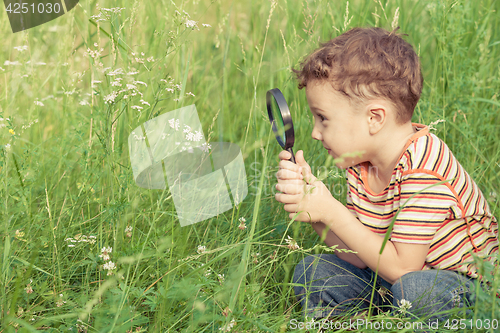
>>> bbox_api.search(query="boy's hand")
[275,150,335,223]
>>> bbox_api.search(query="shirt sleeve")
[391,173,457,244]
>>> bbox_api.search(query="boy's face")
[305,80,369,169]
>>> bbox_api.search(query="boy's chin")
[334,159,362,169]
[328,151,364,169]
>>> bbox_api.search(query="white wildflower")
[193,131,203,142]
[199,142,211,153]
[197,245,206,254]
[127,70,139,75]
[219,319,236,332]
[165,88,174,93]
[56,294,66,307]
[186,92,195,97]
[125,225,133,237]
[238,217,246,230]
[147,56,154,62]
[21,119,39,130]
[88,235,97,244]
[133,80,147,87]
[183,125,192,134]
[14,45,28,52]
[4,60,21,66]
[103,261,116,275]
[186,132,195,141]
[104,91,119,104]
[185,19,198,29]
[4,144,11,152]
[285,236,300,250]
[131,105,143,111]
[79,100,89,106]
[102,7,125,14]
[397,299,412,314]
[202,23,211,28]
[140,99,150,106]
[126,84,137,90]
[34,100,44,106]
[169,118,180,131]
[99,247,112,261]
[111,78,122,86]
[107,68,125,76]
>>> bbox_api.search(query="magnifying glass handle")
[287,148,296,164]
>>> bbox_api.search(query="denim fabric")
[292,254,476,321]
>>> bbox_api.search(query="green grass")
[0,0,499,331]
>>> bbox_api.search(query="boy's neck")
[367,123,417,188]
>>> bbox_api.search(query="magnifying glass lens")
[271,97,285,142]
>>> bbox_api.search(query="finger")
[276,168,303,180]
[283,203,299,213]
[276,178,303,186]
[278,150,292,160]
[275,183,303,195]
[278,160,302,173]
[289,212,310,222]
[275,192,301,204]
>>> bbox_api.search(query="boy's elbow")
[386,268,420,285]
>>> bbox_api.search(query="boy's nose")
[311,127,322,141]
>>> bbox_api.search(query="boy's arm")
[321,198,430,285]
[311,222,367,269]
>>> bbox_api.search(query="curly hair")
[293,27,423,124]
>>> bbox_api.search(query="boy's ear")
[366,102,387,135]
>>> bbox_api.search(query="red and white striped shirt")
[346,123,498,278]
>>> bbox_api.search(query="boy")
[274,27,498,321]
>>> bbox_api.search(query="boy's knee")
[391,270,475,317]
[293,254,342,284]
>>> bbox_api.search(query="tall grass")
[0,0,499,331]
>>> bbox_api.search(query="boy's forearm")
[320,198,410,284]
[311,222,367,269]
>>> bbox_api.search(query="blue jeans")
[293,254,476,321]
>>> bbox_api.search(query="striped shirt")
[346,123,498,278]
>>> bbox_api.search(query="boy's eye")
[319,115,326,122]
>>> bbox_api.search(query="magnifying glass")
[266,88,296,163]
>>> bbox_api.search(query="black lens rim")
[266,88,294,149]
